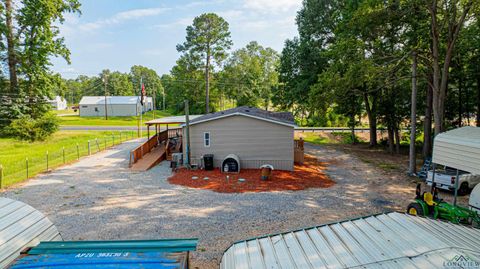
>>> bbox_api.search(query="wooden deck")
[130,146,166,171]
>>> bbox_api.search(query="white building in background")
[79,96,152,117]
[145,97,154,112]
[47,96,67,110]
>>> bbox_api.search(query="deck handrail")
[129,130,169,167]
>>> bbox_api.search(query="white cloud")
[154,17,193,29]
[243,0,302,13]
[79,7,169,31]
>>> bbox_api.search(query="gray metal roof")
[221,212,480,269]
[433,126,480,174]
[145,115,204,125]
[0,197,61,268]
[79,96,146,105]
[189,106,296,127]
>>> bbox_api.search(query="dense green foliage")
[3,112,59,141]
[274,0,480,153]
[0,0,80,122]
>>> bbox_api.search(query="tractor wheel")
[407,203,424,216]
[458,182,470,196]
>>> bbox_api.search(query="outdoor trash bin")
[260,164,274,180]
[203,154,214,171]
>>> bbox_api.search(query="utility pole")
[163,86,165,111]
[140,77,144,138]
[185,99,191,168]
[103,75,108,120]
[153,86,156,119]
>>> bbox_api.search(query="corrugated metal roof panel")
[79,96,145,105]
[221,212,480,269]
[28,238,198,254]
[0,197,61,268]
[432,126,480,174]
[9,252,190,269]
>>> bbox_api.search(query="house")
[79,96,151,117]
[47,96,67,110]
[182,106,296,171]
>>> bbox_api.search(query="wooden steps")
[130,146,166,171]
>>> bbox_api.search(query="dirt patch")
[168,155,335,193]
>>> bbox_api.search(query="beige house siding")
[183,115,294,170]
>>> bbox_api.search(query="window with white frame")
[204,132,210,147]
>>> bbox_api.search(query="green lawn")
[58,110,172,126]
[0,130,138,187]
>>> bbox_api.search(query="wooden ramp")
[131,146,166,171]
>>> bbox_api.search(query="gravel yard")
[2,139,468,268]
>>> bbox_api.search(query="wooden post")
[147,125,150,138]
[104,137,107,150]
[112,133,115,146]
[88,140,91,155]
[0,165,3,189]
[46,151,49,171]
[26,158,29,179]
[76,143,79,160]
[63,147,66,164]
[96,138,100,152]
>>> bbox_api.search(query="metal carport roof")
[221,212,480,269]
[432,126,480,174]
[0,197,61,268]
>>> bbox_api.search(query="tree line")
[272,0,480,158]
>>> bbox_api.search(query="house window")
[204,132,210,147]
[94,107,99,112]
[81,105,88,108]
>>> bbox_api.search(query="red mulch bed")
[167,155,335,193]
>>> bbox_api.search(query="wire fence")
[0,131,137,189]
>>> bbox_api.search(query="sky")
[52,0,302,79]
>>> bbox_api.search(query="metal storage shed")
[221,212,480,269]
[0,197,61,268]
[79,96,144,117]
[432,126,480,174]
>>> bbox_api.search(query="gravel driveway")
[4,140,464,268]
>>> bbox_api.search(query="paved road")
[6,141,466,268]
[60,126,148,131]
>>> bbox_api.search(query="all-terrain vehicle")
[407,183,480,227]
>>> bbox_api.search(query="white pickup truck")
[426,166,480,195]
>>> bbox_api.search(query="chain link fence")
[0,131,137,189]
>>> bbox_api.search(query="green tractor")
[407,183,480,227]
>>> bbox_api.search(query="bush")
[3,112,59,141]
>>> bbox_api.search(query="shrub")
[3,112,59,141]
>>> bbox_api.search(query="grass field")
[0,130,139,187]
[58,110,172,126]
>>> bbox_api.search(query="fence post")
[112,133,115,146]
[76,143,80,160]
[104,137,107,150]
[26,158,29,179]
[119,132,122,142]
[63,146,66,164]
[0,165,3,189]
[96,138,100,152]
[88,140,91,155]
[46,151,49,171]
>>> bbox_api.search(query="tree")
[0,0,81,121]
[427,0,476,135]
[130,65,162,109]
[221,41,279,108]
[177,13,232,113]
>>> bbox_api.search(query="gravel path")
[4,140,461,268]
